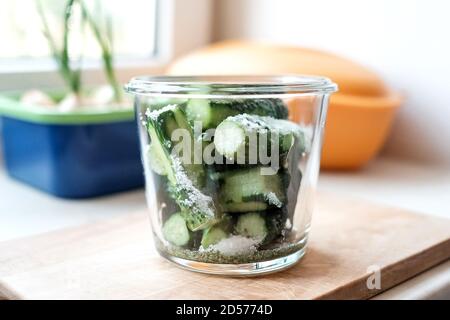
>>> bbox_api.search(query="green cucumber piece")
[219,167,286,212]
[171,107,206,187]
[213,99,288,119]
[163,115,178,139]
[146,106,217,231]
[186,99,211,127]
[147,118,176,183]
[162,213,190,246]
[235,210,286,245]
[213,120,247,159]
[214,114,303,162]
[201,227,228,248]
[235,212,267,240]
[201,214,234,248]
[186,99,237,129]
[185,98,288,130]
[147,143,167,175]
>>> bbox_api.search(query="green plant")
[37,0,122,103]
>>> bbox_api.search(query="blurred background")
[0,0,449,240]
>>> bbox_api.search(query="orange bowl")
[167,40,403,169]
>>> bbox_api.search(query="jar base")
[160,247,307,276]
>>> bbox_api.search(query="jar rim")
[125,75,338,97]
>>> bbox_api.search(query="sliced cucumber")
[219,167,286,212]
[201,226,228,249]
[163,115,178,140]
[147,143,167,175]
[235,210,286,244]
[213,120,247,159]
[214,99,288,119]
[146,106,217,231]
[147,119,176,183]
[186,99,237,130]
[186,99,211,126]
[201,214,234,248]
[214,114,303,162]
[235,212,267,240]
[162,213,190,246]
[171,107,206,188]
[185,98,289,130]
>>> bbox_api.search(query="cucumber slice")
[187,99,240,129]
[235,210,286,245]
[147,120,176,183]
[201,226,228,248]
[146,105,217,232]
[172,107,206,188]
[214,114,303,162]
[235,212,267,240]
[163,115,178,140]
[214,120,247,159]
[185,99,288,130]
[212,99,289,120]
[219,167,286,212]
[186,99,213,128]
[147,143,167,175]
[162,213,190,246]
[201,214,234,248]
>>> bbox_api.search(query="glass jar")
[125,75,337,275]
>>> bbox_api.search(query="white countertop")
[0,155,449,299]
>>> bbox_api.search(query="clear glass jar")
[125,76,337,275]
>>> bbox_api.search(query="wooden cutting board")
[0,192,449,300]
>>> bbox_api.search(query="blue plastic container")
[0,94,144,198]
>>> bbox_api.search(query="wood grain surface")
[0,193,449,300]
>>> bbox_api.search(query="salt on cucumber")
[171,107,206,187]
[146,106,217,232]
[219,167,286,212]
[214,114,303,161]
[162,213,190,246]
[213,120,247,159]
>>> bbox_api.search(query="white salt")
[226,114,268,133]
[265,192,283,208]
[285,218,292,229]
[145,104,177,120]
[207,235,261,256]
[170,155,215,217]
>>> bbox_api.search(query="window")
[0,0,158,62]
[0,0,213,91]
